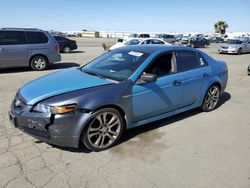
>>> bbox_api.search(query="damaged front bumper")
[9,100,92,148]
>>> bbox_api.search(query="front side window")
[125,39,141,45]
[141,40,151,44]
[26,32,49,44]
[82,49,149,81]
[144,52,176,77]
[177,50,202,72]
[0,31,26,45]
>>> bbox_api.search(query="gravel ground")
[0,38,249,188]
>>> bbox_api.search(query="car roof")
[116,45,199,54]
[0,27,45,32]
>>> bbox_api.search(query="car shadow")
[61,50,85,54]
[50,92,231,153]
[0,62,80,74]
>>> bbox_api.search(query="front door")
[131,52,182,121]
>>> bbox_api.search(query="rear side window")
[177,50,204,72]
[26,32,49,44]
[0,31,26,45]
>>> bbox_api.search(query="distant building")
[81,30,100,38]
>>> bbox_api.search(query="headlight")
[228,47,237,50]
[33,103,76,114]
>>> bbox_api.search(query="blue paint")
[19,68,113,105]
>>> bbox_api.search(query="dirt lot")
[0,38,250,188]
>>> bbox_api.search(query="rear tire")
[30,56,48,71]
[82,108,124,152]
[201,85,220,112]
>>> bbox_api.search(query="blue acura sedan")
[9,45,228,151]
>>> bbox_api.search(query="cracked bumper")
[9,102,92,148]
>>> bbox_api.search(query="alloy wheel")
[204,86,220,111]
[86,111,122,150]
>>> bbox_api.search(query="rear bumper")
[9,102,92,148]
[48,53,61,63]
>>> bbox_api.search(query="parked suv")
[154,34,176,44]
[0,28,61,70]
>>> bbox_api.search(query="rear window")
[26,32,49,44]
[0,31,26,45]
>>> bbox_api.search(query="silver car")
[0,28,61,70]
[218,39,250,55]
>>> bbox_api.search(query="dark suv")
[53,36,77,53]
[0,28,61,70]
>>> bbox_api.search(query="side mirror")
[140,73,157,83]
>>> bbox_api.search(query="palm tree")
[214,21,229,34]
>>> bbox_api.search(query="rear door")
[0,31,28,68]
[176,50,211,107]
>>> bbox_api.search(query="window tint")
[177,51,202,72]
[152,39,164,44]
[26,32,49,44]
[144,53,176,77]
[0,31,26,45]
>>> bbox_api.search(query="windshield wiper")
[82,69,106,80]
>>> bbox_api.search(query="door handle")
[173,80,182,86]
[203,73,209,78]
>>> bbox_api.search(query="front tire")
[82,108,124,152]
[30,56,48,71]
[63,46,71,53]
[237,48,242,55]
[201,85,220,112]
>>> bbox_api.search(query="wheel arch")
[77,104,127,147]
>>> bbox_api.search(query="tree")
[214,21,229,34]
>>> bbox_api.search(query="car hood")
[19,68,113,105]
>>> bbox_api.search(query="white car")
[117,33,150,43]
[109,38,170,50]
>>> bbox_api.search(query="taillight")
[54,43,59,53]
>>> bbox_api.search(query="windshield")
[227,39,243,44]
[128,34,138,38]
[125,39,141,45]
[82,49,149,81]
